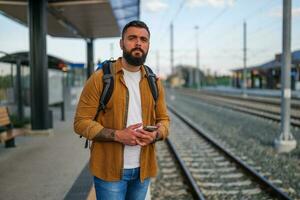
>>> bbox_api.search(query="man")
[74,20,170,200]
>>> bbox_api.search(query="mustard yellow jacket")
[74,58,170,181]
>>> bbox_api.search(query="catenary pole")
[274,0,296,153]
[242,21,247,97]
[195,26,200,89]
[170,23,174,74]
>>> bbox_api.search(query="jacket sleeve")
[73,71,104,140]
[155,80,170,140]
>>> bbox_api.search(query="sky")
[0,0,299,77]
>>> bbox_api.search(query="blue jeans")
[93,167,150,200]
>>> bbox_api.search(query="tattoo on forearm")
[93,128,115,142]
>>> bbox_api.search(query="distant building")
[169,65,204,88]
[232,50,300,90]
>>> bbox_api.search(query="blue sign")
[69,63,84,68]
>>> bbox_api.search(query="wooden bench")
[0,106,24,148]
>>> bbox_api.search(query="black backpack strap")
[95,61,114,118]
[82,60,115,148]
[144,65,158,102]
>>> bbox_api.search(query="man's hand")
[135,129,157,146]
[135,123,163,146]
[115,123,143,146]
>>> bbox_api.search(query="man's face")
[120,27,150,66]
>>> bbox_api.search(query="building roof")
[232,50,300,72]
[0,0,140,39]
[293,50,300,63]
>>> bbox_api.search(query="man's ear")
[120,39,123,50]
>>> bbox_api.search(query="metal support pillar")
[10,63,14,87]
[16,59,23,121]
[274,0,296,153]
[61,102,65,121]
[87,38,94,79]
[28,0,50,130]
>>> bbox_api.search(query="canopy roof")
[0,0,140,39]
[0,51,76,70]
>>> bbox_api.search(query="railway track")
[173,89,300,127]
[198,90,300,109]
[165,105,294,200]
[151,142,194,200]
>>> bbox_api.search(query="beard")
[123,47,148,66]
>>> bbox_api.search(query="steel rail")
[165,138,206,200]
[195,89,300,109]
[167,105,292,200]
[195,95,300,127]
[175,90,300,127]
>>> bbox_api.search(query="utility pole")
[110,43,114,59]
[242,21,247,97]
[170,23,174,74]
[195,26,200,89]
[274,0,296,153]
[156,50,160,75]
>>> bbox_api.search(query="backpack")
[81,60,159,148]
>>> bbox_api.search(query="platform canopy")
[0,51,77,70]
[0,0,140,39]
[232,50,300,72]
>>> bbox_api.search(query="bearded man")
[74,20,170,200]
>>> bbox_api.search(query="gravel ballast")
[167,89,300,199]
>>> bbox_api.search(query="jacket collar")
[115,57,147,77]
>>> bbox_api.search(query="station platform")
[0,107,90,200]
[0,104,153,200]
[203,86,300,99]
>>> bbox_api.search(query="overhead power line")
[156,0,187,44]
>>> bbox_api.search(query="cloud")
[143,0,168,12]
[187,0,235,8]
[269,7,300,17]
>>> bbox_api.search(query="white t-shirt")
[122,68,142,169]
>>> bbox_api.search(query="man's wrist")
[114,130,120,142]
[94,128,116,142]
[153,131,161,143]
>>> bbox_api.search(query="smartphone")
[143,125,158,132]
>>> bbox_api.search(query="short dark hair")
[121,20,150,39]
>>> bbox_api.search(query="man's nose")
[135,39,142,47]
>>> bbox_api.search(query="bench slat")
[0,107,11,126]
[0,117,10,125]
[0,115,10,120]
[0,108,8,117]
[0,113,10,119]
[0,106,25,147]
[0,107,8,113]
[0,111,9,116]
